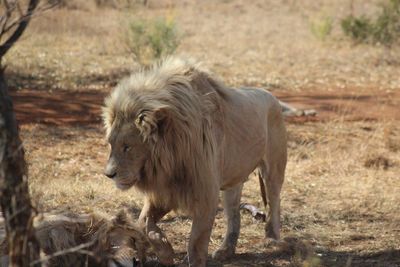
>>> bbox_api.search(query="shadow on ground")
[5,68,130,91]
[161,237,400,267]
[10,89,107,125]
[8,88,400,126]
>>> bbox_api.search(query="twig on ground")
[279,100,317,117]
[240,203,266,222]
[29,241,95,266]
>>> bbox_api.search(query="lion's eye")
[123,145,131,152]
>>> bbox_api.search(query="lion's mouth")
[115,180,135,190]
[115,164,146,190]
[115,165,146,190]
[114,176,139,190]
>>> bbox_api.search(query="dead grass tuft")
[384,124,400,152]
[364,154,393,170]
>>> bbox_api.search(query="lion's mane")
[102,57,227,216]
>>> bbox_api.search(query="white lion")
[103,57,287,266]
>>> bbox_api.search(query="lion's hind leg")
[260,119,286,240]
[259,158,284,240]
[212,183,243,261]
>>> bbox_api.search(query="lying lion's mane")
[1,211,149,266]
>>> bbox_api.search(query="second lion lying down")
[0,210,149,267]
[103,57,287,266]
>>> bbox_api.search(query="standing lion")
[102,57,287,266]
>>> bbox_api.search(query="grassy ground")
[3,0,400,266]
[22,120,400,266]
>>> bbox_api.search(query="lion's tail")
[258,170,268,210]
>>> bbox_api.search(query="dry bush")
[341,0,400,45]
[125,16,180,65]
[310,15,333,41]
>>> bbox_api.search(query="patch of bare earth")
[8,86,400,125]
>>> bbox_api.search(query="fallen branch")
[29,241,95,266]
[239,203,266,222]
[279,100,317,117]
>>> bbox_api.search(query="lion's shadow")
[154,236,400,267]
[211,246,400,267]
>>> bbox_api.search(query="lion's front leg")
[212,183,243,261]
[187,207,217,267]
[139,200,174,266]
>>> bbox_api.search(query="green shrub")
[372,0,400,44]
[310,16,333,41]
[341,15,372,43]
[341,0,400,45]
[125,16,180,65]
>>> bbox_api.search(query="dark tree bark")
[0,70,40,266]
[0,0,42,266]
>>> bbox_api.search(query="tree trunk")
[0,71,40,266]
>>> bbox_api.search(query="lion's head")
[102,115,152,191]
[102,88,172,191]
[102,57,223,214]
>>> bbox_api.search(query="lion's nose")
[104,170,117,179]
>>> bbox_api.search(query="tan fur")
[0,210,149,267]
[103,57,287,266]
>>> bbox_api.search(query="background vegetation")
[125,15,180,65]
[341,0,400,45]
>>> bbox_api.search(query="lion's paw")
[147,231,175,266]
[264,237,285,248]
[212,247,235,261]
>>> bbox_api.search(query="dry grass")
[21,120,400,266]
[3,0,400,91]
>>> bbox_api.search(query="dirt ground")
[3,0,400,266]
[9,87,400,125]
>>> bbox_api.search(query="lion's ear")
[135,106,168,140]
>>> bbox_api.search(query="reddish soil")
[276,89,400,123]
[9,88,400,125]
[10,89,106,125]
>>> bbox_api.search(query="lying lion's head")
[1,210,150,267]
